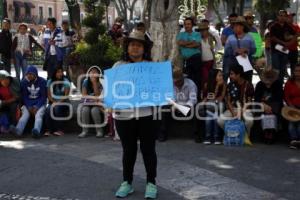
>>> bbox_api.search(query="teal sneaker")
[145,183,157,199]
[115,181,134,198]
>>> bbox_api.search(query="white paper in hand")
[236,55,253,72]
[275,44,289,54]
[167,98,191,116]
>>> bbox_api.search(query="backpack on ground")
[224,119,246,146]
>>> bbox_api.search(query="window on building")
[14,7,20,18]
[25,5,31,17]
[48,7,53,18]
[39,6,43,24]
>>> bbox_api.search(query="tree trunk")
[149,0,180,65]
[114,0,138,31]
[142,0,151,28]
[238,0,245,16]
[66,1,81,29]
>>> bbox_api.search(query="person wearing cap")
[113,31,158,199]
[41,17,64,79]
[286,12,300,76]
[224,16,256,83]
[0,70,20,127]
[244,11,263,59]
[10,65,47,138]
[244,11,258,33]
[270,10,296,84]
[200,19,222,51]
[78,66,104,138]
[283,64,300,149]
[221,13,238,46]
[198,23,216,88]
[176,17,202,95]
[12,23,44,81]
[158,66,198,142]
[0,18,12,73]
[254,69,283,144]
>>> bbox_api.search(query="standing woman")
[113,31,158,199]
[12,23,44,81]
[224,16,256,83]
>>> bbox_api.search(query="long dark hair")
[207,69,222,93]
[122,39,152,62]
[86,66,102,95]
[50,67,66,92]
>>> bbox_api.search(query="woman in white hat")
[113,31,157,199]
[283,64,300,149]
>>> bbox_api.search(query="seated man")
[0,70,20,127]
[158,66,197,142]
[254,69,283,144]
[11,66,47,138]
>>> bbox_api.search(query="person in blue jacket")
[41,17,64,79]
[10,65,47,138]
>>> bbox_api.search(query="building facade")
[5,0,64,31]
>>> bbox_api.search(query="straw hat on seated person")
[282,106,300,122]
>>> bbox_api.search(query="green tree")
[67,0,121,84]
[254,0,290,32]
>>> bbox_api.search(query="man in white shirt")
[158,67,198,142]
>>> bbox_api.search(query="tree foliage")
[72,0,122,69]
[254,0,290,32]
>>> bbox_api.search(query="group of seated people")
[1,62,300,149]
[0,65,104,138]
[158,63,300,149]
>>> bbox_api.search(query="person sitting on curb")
[254,69,283,144]
[202,69,226,145]
[10,66,47,138]
[78,66,105,138]
[217,64,254,139]
[0,70,20,128]
[44,67,71,136]
[158,66,198,142]
[283,64,300,149]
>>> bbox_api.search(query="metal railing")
[27,44,45,66]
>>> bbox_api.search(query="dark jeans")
[158,105,200,140]
[1,56,11,73]
[45,55,62,79]
[244,70,253,83]
[115,116,158,184]
[288,50,298,76]
[184,53,202,94]
[0,102,18,125]
[271,50,288,85]
[45,104,69,133]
